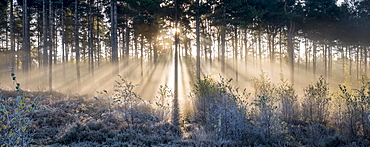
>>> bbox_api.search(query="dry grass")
[1,75,370,146]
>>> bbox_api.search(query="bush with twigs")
[189,76,251,142]
[0,69,41,147]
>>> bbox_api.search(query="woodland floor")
[1,89,370,147]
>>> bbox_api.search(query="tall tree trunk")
[10,0,15,70]
[287,21,295,84]
[253,32,257,69]
[341,45,345,80]
[111,0,118,75]
[126,18,130,59]
[154,37,158,64]
[221,4,226,73]
[96,1,101,67]
[75,0,81,92]
[140,35,144,77]
[268,29,274,76]
[37,32,41,75]
[209,32,212,68]
[356,46,359,81]
[328,44,332,82]
[54,27,57,65]
[49,0,53,91]
[364,46,367,76]
[120,28,124,58]
[258,31,262,70]
[313,42,317,77]
[279,30,283,71]
[17,36,20,70]
[244,29,248,74]
[202,22,207,63]
[23,0,30,87]
[195,0,200,81]
[88,0,94,85]
[217,27,221,63]
[234,26,238,83]
[268,28,272,73]
[285,0,295,83]
[134,32,138,63]
[173,0,180,127]
[324,44,327,78]
[349,46,352,78]
[62,1,66,81]
[305,38,308,75]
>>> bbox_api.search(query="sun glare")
[171,27,181,34]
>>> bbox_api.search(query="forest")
[1,0,370,146]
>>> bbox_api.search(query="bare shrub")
[338,77,370,139]
[112,75,156,131]
[190,76,250,141]
[250,73,287,143]
[0,71,41,146]
[289,122,341,146]
[277,74,299,124]
[301,76,331,124]
[155,85,172,122]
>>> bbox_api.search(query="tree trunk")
[269,30,275,76]
[54,26,57,65]
[49,0,53,91]
[349,46,352,78]
[234,26,238,83]
[75,0,81,92]
[62,1,66,81]
[285,0,295,83]
[96,1,101,67]
[23,0,30,88]
[10,0,15,69]
[253,32,257,69]
[364,46,367,76]
[244,29,248,74]
[154,37,158,64]
[217,27,221,63]
[195,0,200,78]
[173,0,179,127]
[341,45,345,80]
[328,44,332,82]
[313,42,316,77]
[258,31,262,70]
[324,44,327,78]
[140,35,144,77]
[356,46,359,81]
[305,38,308,75]
[221,4,226,73]
[279,30,282,71]
[134,32,138,63]
[287,21,295,84]
[88,0,94,85]
[126,18,130,59]
[111,0,118,75]
[202,21,207,63]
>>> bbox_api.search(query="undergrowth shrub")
[301,76,331,124]
[276,74,299,124]
[0,69,41,147]
[68,76,178,145]
[250,73,285,142]
[338,76,370,139]
[112,75,155,131]
[190,76,250,141]
[155,85,172,122]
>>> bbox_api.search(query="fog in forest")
[1,0,370,146]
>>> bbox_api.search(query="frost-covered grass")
[1,74,370,146]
